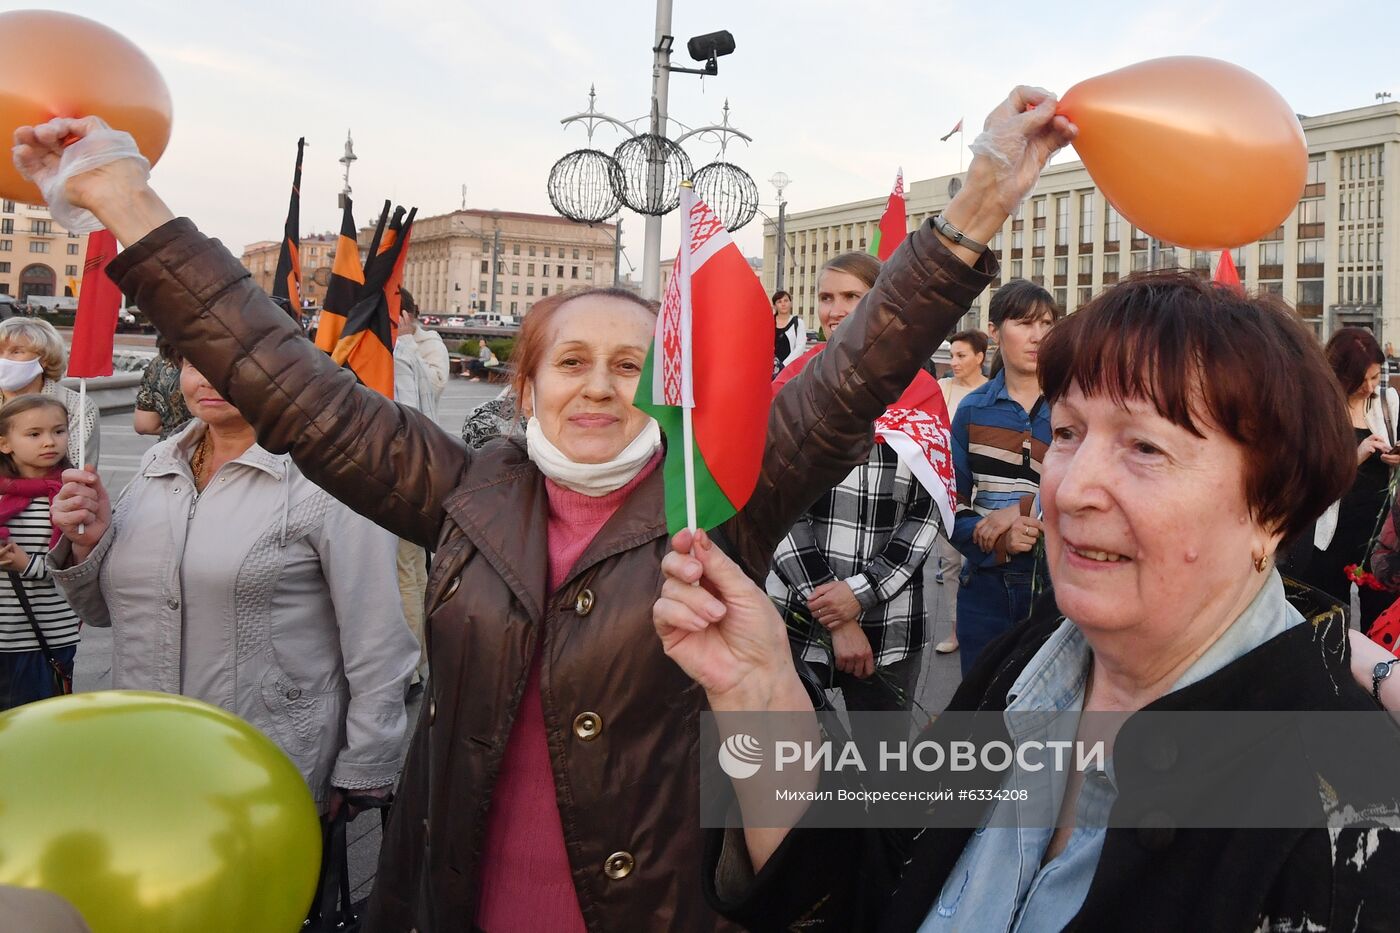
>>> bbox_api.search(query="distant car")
[421,315,442,326]
[446,316,466,327]
[0,296,16,321]
[115,308,138,333]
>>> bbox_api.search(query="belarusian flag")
[633,185,773,534]
[869,169,906,262]
[775,347,957,533]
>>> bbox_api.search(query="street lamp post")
[642,2,674,301]
[769,171,791,292]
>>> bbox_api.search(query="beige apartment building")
[765,102,1398,342]
[371,209,617,318]
[0,199,88,300]
[240,232,341,309]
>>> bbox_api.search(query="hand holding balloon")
[12,117,174,248]
[941,87,1077,259]
[11,116,149,234]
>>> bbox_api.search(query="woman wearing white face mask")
[0,319,99,469]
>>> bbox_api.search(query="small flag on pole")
[271,137,306,321]
[68,231,121,379]
[1213,249,1243,292]
[870,169,907,262]
[940,118,963,143]
[633,185,773,534]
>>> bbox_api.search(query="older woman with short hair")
[0,318,99,467]
[655,273,1400,931]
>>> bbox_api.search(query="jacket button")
[286,687,302,700]
[428,696,436,724]
[575,589,595,616]
[603,850,635,880]
[167,596,180,610]
[573,711,602,741]
[441,576,461,602]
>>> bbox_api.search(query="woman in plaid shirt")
[768,252,944,712]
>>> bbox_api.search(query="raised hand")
[52,465,112,559]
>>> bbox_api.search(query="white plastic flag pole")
[677,182,699,538]
[76,377,86,536]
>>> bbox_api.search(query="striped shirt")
[950,371,1050,571]
[0,498,79,652]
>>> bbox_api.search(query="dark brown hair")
[1038,271,1354,540]
[510,287,658,408]
[1325,326,1384,398]
[0,395,71,478]
[989,279,1059,328]
[770,289,792,308]
[949,329,989,359]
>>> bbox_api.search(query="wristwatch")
[1372,658,1399,703]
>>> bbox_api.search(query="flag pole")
[76,377,87,535]
[678,181,698,535]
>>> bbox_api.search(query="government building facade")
[765,102,1397,344]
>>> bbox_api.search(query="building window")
[479,280,487,293]
[0,220,10,235]
[1297,240,1324,264]
[511,262,519,274]
[1258,242,1283,265]
[1054,287,1067,308]
[529,245,536,257]
[542,285,550,296]
[1130,251,1148,272]
[1031,258,1045,282]
[1010,259,1023,279]
[1079,192,1094,244]
[0,284,7,295]
[587,250,594,260]
[1033,228,1046,248]
[480,260,489,273]
[1104,254,1120,275]
[557,265,564,277]
[1297,199,1323,225]
[1033,198,1047,220]
[1307,156,1325,186]
[0,262,8,273]
[510,301,518,313]
[1077,255,1092,276]
[511,283,519,295]
[0,201,12,213]
[526,284,535,295]
[29,220,50,235]
[65,264,77,276]
[1012,229,1023,250]
[572,248,580,259]
[29,242,47,253]
[494,282,502,294]
[1055,196,1069,246]
[1077,286,1092,307]
[512,243,520,255]
[1054,256,1068,277]
[585,267,594,279]
[1104,205,1120,243]
[544,247,552,258]
[571,266,578,279]
[990,231,1003,252]
[527,263,535,275]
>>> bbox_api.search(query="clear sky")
[21,0,1400,267]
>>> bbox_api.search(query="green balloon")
[0,691,322,933]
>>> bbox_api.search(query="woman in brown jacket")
[15,87,1073,931]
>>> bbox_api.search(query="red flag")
[940,118,963,143]
[774,345,957,532]
[67,230,121,378]
[1213,249,1243,292]
[870,169,907,262]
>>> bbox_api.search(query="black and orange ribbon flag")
[322,200,417,398]
[271,137,305,321]
[315,197,363,355]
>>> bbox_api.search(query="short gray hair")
[0,317,66,382]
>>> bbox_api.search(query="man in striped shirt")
[950,280,1059,676]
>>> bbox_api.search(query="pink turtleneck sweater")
[474,455,661,932]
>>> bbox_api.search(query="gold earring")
[1253,554,1268,574]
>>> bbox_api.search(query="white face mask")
[0,357,43,392]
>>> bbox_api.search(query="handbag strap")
[7,569,61,674]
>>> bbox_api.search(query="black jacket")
[706,582,1400,932]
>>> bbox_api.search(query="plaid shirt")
[767,441,943,673]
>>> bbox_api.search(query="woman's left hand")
[1381,448,1400,467]
[0,541,28,572]
[807,580,861,629]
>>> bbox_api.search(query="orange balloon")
[1059,57,1306,251]
[0,10,172,202]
